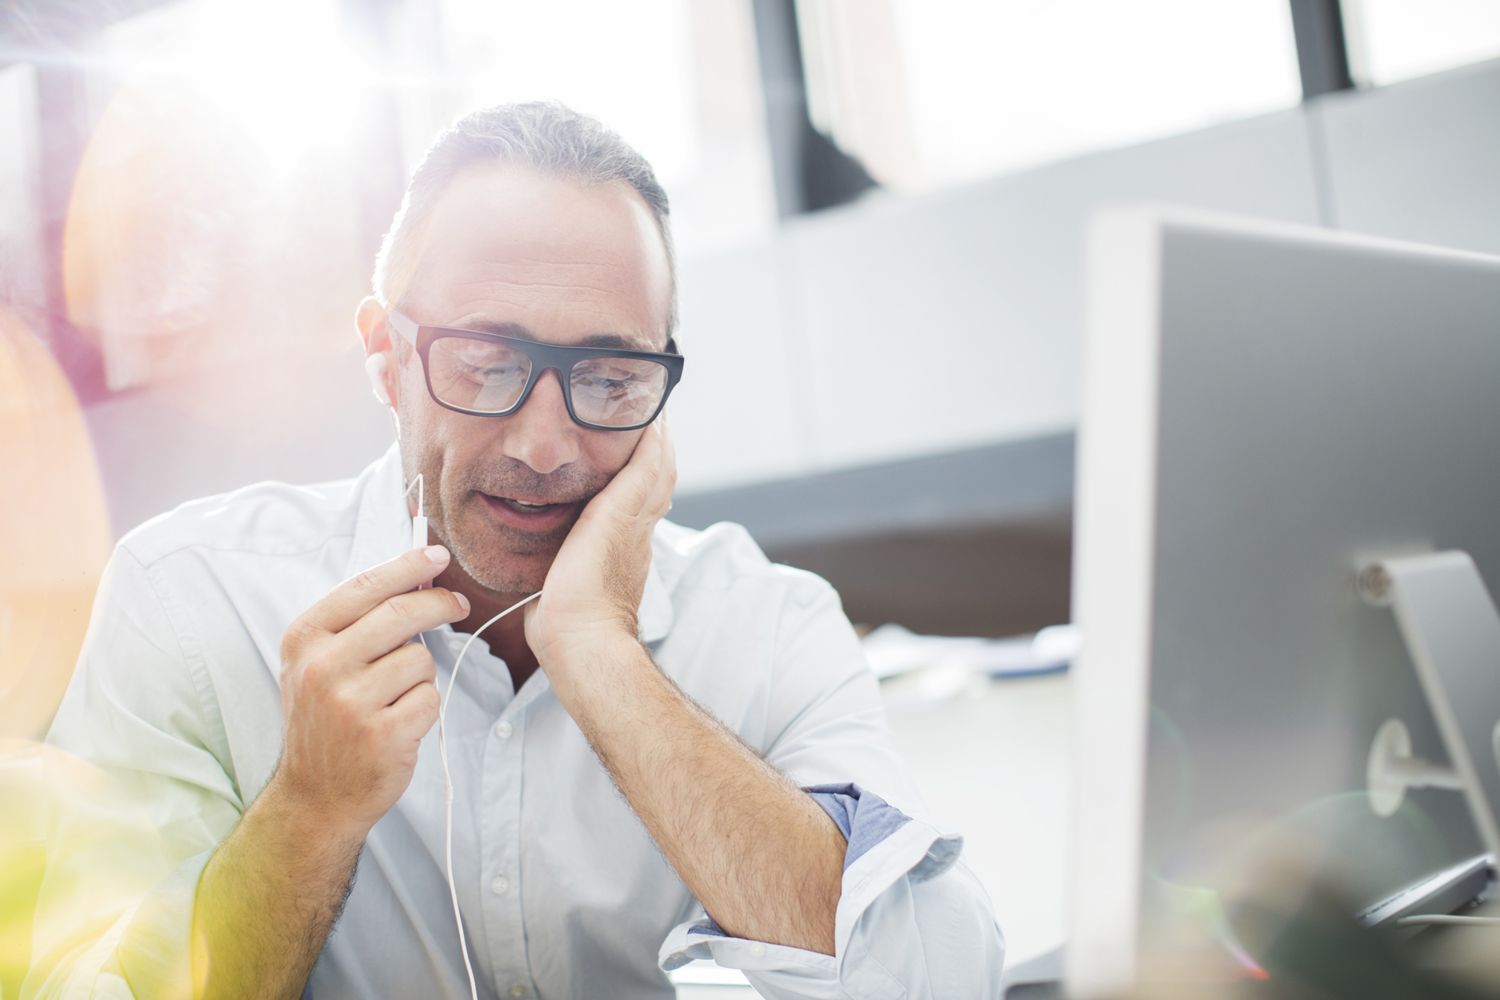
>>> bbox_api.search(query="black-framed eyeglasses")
[388,310,684,431]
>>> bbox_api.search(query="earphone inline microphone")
[374,349,541,1000]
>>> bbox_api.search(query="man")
[29,103,1003,999]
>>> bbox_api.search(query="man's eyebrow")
[456,319,656,352]
[574,332,657,352]
[458,319,533,339]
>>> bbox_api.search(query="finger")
[617,421,668,518]
[647,420,676,519]
[361,641,438,710]
[339,587,469,664]
[619,421,674,521]
[385,680,440,742]
[298,546,452,635]
[571,424,661,528]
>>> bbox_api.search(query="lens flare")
[0,307,111,740]
[0,741,205,999]
[1154,878,1272,982]
[62,0,375,397]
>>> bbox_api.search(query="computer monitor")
[1065,209,1500,996]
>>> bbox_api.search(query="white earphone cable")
[402,473,424,512]
[428,591,541,1000]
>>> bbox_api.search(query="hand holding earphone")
[522,419,676,694]
[271,545,470,839]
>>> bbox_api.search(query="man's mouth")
[477,491,580,532]
[495,496,562,514]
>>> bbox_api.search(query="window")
[412,0,777,257]
[797,0,1302,192]
[1344,0,1500,87]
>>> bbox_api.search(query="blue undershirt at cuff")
[688,783,913,939]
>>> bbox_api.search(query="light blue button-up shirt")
[27,446,1004,999]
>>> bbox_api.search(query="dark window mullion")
[1290,0,1356,100]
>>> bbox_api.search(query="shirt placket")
[475,644,538,1000]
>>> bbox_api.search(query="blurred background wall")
[2,0,1499,735]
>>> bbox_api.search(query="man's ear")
[355,296,390,356]
[356,297,397,409]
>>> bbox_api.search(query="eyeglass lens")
[426,335,669,427]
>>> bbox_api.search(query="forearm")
[555,641,847,954]
[192,778,365,999]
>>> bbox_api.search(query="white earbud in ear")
[365,353,392,407]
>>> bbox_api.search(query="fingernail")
[454,592,470,614]
[425,544,449,564]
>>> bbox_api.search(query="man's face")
[386,165,673,596]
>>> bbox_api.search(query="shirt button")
[508,986,527,998]
[490,875,510,896]
[749,942,767,958]
[494,720,513,740]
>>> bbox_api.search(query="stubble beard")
[402,438,607,597]
[445,493,567,595]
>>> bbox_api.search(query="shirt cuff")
[658,784,963,995]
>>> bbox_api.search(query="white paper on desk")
[861,623,1077,680]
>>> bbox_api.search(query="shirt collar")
[346,444,675,645]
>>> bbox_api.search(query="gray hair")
[372,101,678,335]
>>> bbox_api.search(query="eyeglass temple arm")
[387,310,420,347]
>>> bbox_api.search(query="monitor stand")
[1360,551,1500,859]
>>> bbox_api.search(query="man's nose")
[499,369,581,475]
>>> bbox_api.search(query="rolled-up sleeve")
[23,546,242,999]
[659,576,1005,998]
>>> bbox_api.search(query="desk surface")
[884,670,1071,966]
